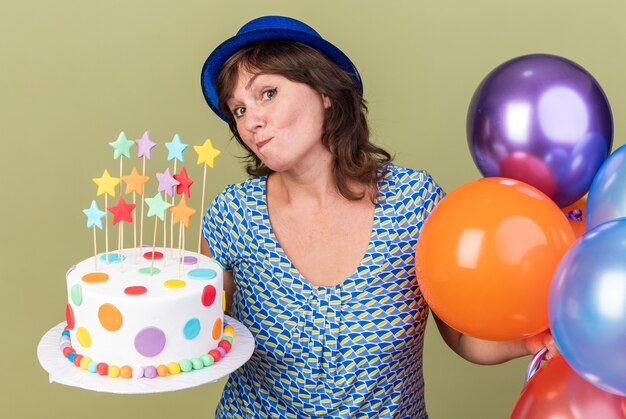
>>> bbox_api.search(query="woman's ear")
[322,94,331,109]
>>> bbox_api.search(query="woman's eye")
[262,88,277,100]
[232,107,245,119]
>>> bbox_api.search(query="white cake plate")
[37,315,255,394]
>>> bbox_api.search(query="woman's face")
[226,68,331,174]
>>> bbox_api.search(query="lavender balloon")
[467,54,613,207]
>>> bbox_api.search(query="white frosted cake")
[61,247,233,378]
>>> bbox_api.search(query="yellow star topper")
[92,169,120,197]
[121,166,150,196]
[169,197,197,228]
[194,138,221,168]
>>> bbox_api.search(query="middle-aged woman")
[200,15,557,418]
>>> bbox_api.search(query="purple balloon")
[467,54,613,207]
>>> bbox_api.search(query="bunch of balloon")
[547,146,626,399]
[415,53,617,341]
[466,54,613,208]
[415,177,575,341]
[510,356,626,418]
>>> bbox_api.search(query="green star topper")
[145,192,172,221]
[109,131,134,159]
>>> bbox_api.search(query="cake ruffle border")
[59,323,235,379]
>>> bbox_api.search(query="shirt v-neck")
[254,173,387,294]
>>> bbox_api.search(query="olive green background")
[2,1,625,418]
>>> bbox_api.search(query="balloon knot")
[566,209,583,222]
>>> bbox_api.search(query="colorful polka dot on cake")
[202,285,217,306]
[188,268,217,280]
[124,285,147,295]
[98,303,123,331]
[143,251,163,260]
[76,326,91,347]
[70,284,83,305]
[180,255,198,265]
[164,279,186,289]
[134,326,166,357]
[138,267,160,275]
[82,272,109,283]
[65,304,75,329]
[183,318,201,339]
[98,253,125,264]
[212,318,222,340]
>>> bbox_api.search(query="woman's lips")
[257,137,272,149]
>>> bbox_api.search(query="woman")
[200,15,556,418]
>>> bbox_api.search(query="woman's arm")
[201,238,235,315]
[432,312,559,365]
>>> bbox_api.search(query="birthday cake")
[61,248,231,378]
[58,131,231,379]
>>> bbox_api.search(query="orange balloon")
[511,356,626,418]
[415,178,575,341]
[561,196,587,239]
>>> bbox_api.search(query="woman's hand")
[524,330,560,360]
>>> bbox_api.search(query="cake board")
[37,315,254,394]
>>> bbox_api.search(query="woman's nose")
[243,105,266,133]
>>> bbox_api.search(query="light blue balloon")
[549,218,626,396]
[586,144,626,230]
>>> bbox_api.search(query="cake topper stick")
[193,138,221,266]
[105,194,109,262]
[145,193,171,275]
[178,222,183,277]
[151,215,159,275]
[156,168,180,266]
[122,166,150,263]
[93,170,120,264]
[163,212,167,266]
[107,196,136,273]
[135,131,157,256]
[109,131,134,194]
[83,200,106,271]
[132,192,137,261]
[165,134,188,257]
[109,132,134,262]
[170,197,196,275]
[173,167,194,262]
[120,217,124,271]
[140,157,147,252]
[93,226,98,271]
[170,158,178,258]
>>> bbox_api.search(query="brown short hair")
[216,40,392,202]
